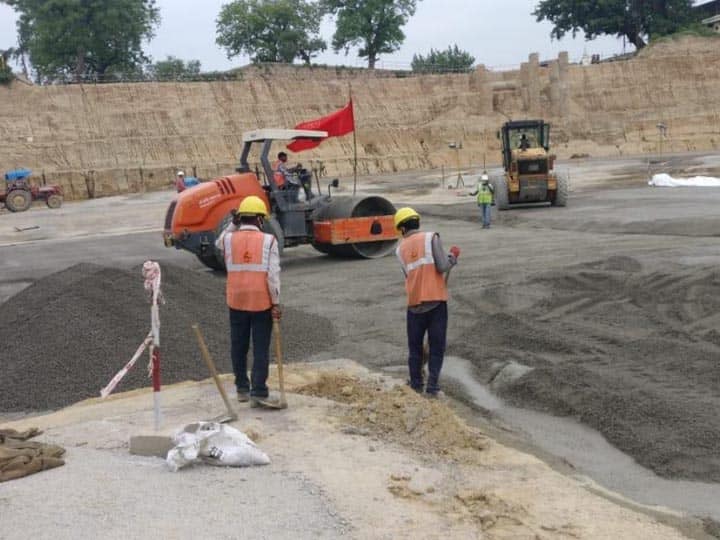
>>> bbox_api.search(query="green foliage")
[411,44,474,73]
[323,0,418,69]
[654,22,720,41]
[5,0,160,81]
[147,56,202,80]
[533,0,698,49]
[0,57,13,85]
[216,0,326,64]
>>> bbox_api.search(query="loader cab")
[500,120,550,172]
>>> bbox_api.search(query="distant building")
[695,0,720,32]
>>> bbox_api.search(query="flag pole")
[350,83,357,196]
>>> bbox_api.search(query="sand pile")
[0,263,337,412]
[450,256,720,482]
[297,373,486,457]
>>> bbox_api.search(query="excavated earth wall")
[0,36,719,200]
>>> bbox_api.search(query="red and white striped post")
[143,261,163,431]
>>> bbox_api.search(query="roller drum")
[312,196,397,258]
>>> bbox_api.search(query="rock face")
[1,36,719,199]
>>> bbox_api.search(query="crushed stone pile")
[296,373,486,458]
[0,263,337,412]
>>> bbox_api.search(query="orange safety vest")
[224,230,275,311]
[396,232,448,307]
[273,161,286,188]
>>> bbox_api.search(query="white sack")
[649,173,720,187]
[166,422,270,472]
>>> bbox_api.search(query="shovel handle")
[192,324,236,418]
[273,319,287,406]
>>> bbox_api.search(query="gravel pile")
[0,263,337,412]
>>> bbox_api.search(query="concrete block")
[129,435,174,458]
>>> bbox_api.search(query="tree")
[323,0,418,69]
[216,0,326,65]
[147,56,202,80]
[4,0,160,82]
[0,50,14,85]
[411,44,474,73]
[533,0,698,50]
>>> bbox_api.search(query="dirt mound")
[0,263,337,412]
[451,257,720,482]
[296,373,487,458]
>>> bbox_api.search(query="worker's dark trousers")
[406,302,448,394]
[229,308,272,397]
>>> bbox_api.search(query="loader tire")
[5,189,31,212]
[553,174,569,207]
[492,176,510,211]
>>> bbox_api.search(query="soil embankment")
[1,36,719,199]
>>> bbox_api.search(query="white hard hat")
[177,170,185,176]
[481,174,489,181]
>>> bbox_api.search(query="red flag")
[287,100,355,152]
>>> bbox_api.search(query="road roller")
[163,129,398,270]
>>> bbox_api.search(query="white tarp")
[649,173,720,187]
[166,422,270,472]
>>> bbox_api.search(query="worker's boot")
[250,395,286,409]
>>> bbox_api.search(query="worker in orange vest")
[394,207,460,397]
[216,195,281,408]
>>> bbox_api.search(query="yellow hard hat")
[237,195,268,217]
[394,207,420,230]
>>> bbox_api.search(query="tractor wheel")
[492,176,510,211]
[195,251,225,272]
[553,174,569,207]
[5,189,32,212]
[47,194,63,209]
[262,216,285,256]
[199,212,235,271]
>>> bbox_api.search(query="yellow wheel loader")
[493,120,568,210]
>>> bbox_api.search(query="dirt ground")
[3,152,720,537]
[0,361,704,539]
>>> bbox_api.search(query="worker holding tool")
[469,173,494,228]
[216,196,282,408]
[394,207,460,398]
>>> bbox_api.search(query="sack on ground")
[166,422,270,471]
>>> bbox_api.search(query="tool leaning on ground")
[272,318,288,409]
[192,323,238,423]
[244,317,287,410]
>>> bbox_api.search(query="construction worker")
[276,151,306,201]
[175,171,186,193]
[215,195,281,408]
[469,173,494,228]
[394,207,460,397]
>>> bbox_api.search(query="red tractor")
[1,169,63,212]
[164,129,398,269]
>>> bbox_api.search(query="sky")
[0,0,640,73]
